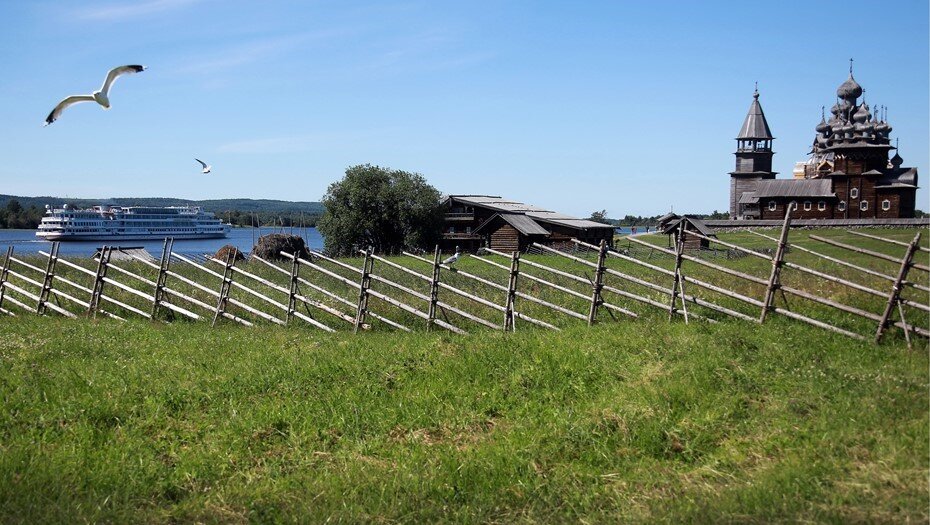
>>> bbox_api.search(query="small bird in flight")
[195,158,212,174]
[44,65,146,126]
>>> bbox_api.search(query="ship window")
[818,201,826,211]
[881,199,891,211]
[803,201,812,211]
[838,201,847,211]
[860,200,868,211]
[850,188,859,199]
[768,201,776,211]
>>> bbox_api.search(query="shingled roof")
[446,195,615,230]
[737,91,774,140]
[753,179,835,199]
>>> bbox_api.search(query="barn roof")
[474,213,550,236]
[447,195,615,230]
[753,179,835,198]
[738,192,759,204]
[659,216,717,237]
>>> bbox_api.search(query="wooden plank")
[810,235,930,272]
[846,230,930,254]
[760,209,792,323]
[622,237,769,286]
[772,307,866,341]
[876,232,922,343]
[38,252,97,277]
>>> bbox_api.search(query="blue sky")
[0,0,926,217]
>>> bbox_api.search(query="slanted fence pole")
[668,224,688,323]
[875,232,921,343]
[285,250,302,325]
[0,246,13,313]
[212,251,235,327]
[88,246,111,317]
[588,239,608,326]
[354,247,373,334]
[36,242,60,315]
[427,245,441,332]
[504,251,520,332]
[151,238,173,319]
[760,208,792,323]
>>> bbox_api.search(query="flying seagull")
[195,158,212,174]
[44,65,147,126]
[442,247,461,266]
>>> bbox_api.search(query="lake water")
[0,227,324,258]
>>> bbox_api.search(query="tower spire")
[849,57,854,76]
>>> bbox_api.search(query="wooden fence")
[1,212,927,346]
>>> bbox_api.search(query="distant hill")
[0,195,324,229]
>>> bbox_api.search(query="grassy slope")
[0,317,926,523]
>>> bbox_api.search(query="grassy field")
[0,316,927,523]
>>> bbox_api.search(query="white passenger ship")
[36,205,230,241]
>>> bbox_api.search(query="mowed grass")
[0,316,926,522]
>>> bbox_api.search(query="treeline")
[0,200,45,229]
[0,194,324,229]
[589,210,731,226]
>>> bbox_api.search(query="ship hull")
[35,232,229,242]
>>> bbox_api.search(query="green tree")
[317,164,443,255]
[588,209,610,224]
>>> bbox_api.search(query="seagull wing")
[442,254,457,265]
[194,158,208,169]
[100,64,146,96]
[45,94,95,126]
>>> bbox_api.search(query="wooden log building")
[440,195,616,252]
[657,213,718,250]
[730,63,918,220]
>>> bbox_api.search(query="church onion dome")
[837,73,863,99]
[891,151,903,168]
[816,117,830,133]
[830,102,842,116]
[852,103,870,123]
[736,89,774,139]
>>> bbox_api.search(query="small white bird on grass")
[195,158,212,174]
[442,247,462,266]
[44,64,146,126]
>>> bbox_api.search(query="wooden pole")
[354,247,373,333]
[588,239,608,325]
[212,251,234,327]
[504,251,520,331]
[36,242,60,315]
[760,208,792,323]
[151,238,172,319]
[845,229,930,254]
[668,224,686,322]
[810,234,930,273]
[0,246,13,314]
[88,246,111,317]
[285,250,301,325]
[875,232,922,343]
[427,246,441,332]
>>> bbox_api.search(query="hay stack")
[251,234,309,261]
[214,245,246,262]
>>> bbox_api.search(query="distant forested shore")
[0,195,324,229]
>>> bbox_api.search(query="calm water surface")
[0,227,323,258]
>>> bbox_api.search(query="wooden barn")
[440,195,616,253]
[657,214,717,250]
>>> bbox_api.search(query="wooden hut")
[658,214,717,250]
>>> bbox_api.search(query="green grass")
[0,316,927,522]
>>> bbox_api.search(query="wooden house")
[658,214,717,250]
[440,195,616,252]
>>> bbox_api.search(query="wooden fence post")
[151,238,173,319]
[427,245,441,331]
[88,246,111,317]
[504,250,520,332]
[285,249,302,325]
[212,251,235,327]
[36,241,61,315]
[354,247,373,333]
[588,239,608,326]
[668,224,688,323]
[875,232,921,343]
[760,208,792,323]
[0,246,13,313]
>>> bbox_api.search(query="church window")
[838,201,847,211]
[803,201,812,211]
[860,201,868,211]
[768,201,776,211]
[850,188,859,199]
[881,200,891,211]
[817,201,826,211]
[789,201,798,211]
